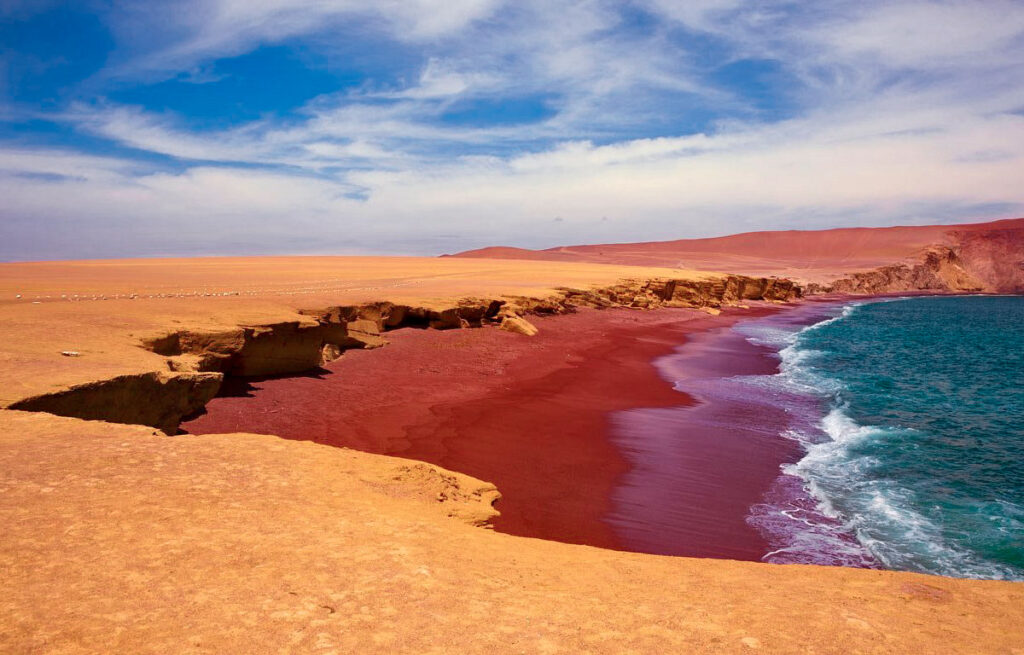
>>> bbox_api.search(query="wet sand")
[607,323,798,559]
[184,303,805,557]
[608,301,848,560]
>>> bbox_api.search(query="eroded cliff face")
[7,274,801,433]
[952,226,1024,292]
[807,247,985,295]
[143,299,508,378]
[8,371,221,434]
[146,273,799,380]
[806,225,1024,295]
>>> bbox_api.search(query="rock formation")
[806,246,986,295]
[10,216,1019,439]
[9,371,221,434]
[499,315,539,336]
[2,274,801,433]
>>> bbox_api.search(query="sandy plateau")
[1,236,1023,652]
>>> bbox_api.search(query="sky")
[1,1,1023,261]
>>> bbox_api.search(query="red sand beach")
[607,322,799,559]
[607,301,848,560]
[184,303,810,558]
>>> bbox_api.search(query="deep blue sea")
[742,296,1024,580]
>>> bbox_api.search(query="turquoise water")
[781,296,1024,579]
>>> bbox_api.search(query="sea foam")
[745,297,1024,581]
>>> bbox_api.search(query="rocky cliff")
[6,273,800,433]
[806,246,986,295]
[9,371,221,434]
[950,224,1024,292]
[808,223,1024,295]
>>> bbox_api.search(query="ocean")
[741,296,1024,580]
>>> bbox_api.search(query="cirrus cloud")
[1,0,1023,260]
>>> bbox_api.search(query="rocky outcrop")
[147,322,355,378]
[951,226,1024,292]
[143,300,508,378]
[663,276,801,307]
[10,274,801,433]
[499,315,539,336]
[372,462,501,528]
[8,371,222,434]
[143,276,799,379]
[802,222,1024,296]
[556,274,801,311]
[807,246,988,295]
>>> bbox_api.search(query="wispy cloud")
[104,0,503,78]
[1,0,1023,260]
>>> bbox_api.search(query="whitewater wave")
[791,404,1022,579]
[749,302,1024,581]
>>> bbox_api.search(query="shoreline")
[182,306,734,549]
[760,295,1024,579]
[604,298,870,561]
[134,291,1020,564]
[184,301,810,557]
[7,259,1017,560]
[605,305,820,560]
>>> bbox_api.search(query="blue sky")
[1,0,1023,261]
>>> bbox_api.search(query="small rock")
[499,315,539,337]
[319,343,343,365]
[60,351,81,357]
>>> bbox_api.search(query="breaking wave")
[740,297,1024,580]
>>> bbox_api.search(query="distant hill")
[449,218,1024,293]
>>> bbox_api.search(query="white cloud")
[823,1,1024,69]
[5,97,1023,259]
[0,148,141,181]
[3,0,1024,260]
[108,0,503,78]
[639,0,746,32]
[379,58,495,100]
